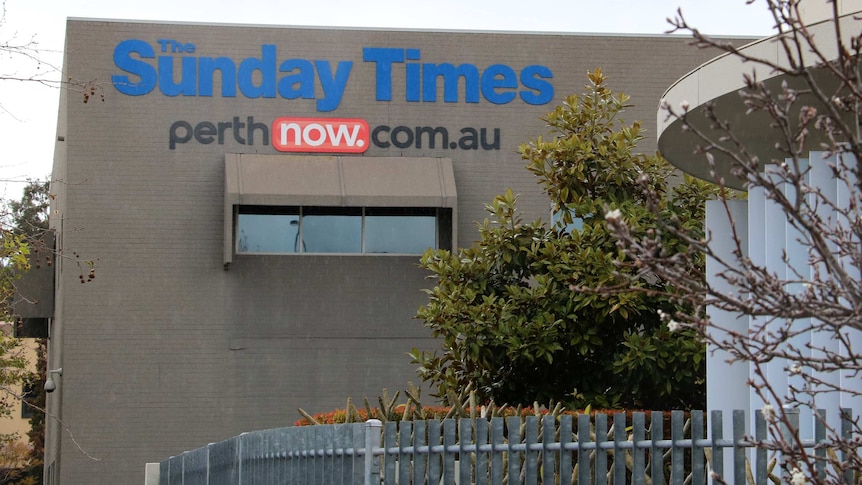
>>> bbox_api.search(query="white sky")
[0,0,776,200]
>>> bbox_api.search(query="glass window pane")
[301,214,362,253]
[236,206,444,255]
[237,213,300,253]
[365,215,436,254]
[551,208,583,234]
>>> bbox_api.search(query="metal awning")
[223,154,457,265]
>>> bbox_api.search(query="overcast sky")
[0,0,777,200]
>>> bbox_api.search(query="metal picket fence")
[154,408,856,484]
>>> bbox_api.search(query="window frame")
[235,205,451,256]
[21,379,36,419]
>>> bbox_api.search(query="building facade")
[45,19,737,483]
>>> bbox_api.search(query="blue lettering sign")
[238,45,277,98]
[481,65,518,104]
[362,47,404,101]
[112,40,354,111]
[112,39,158,96]
[520,65,554,105]
[361,47,554,106]
[111,40,555,111]
[423,63,480,103]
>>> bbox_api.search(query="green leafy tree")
[412,69,714,410]
[0,180,53,484]
[7,180,50,483]
[8,181,50,239]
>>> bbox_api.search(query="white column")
[747,183,767,417]
[835,153,862,415]
[706,199,750,437]
[809,154,841,429]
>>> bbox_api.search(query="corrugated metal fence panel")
[238,431,258,483]
[167,454,183,485]
[155,408,853,484]
[207,436,239,485]
[286,426,303,483]
[182,447,208,485]
[335,422,360,484]
[158,460,169,485]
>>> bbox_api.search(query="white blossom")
[657,309,668,321]
[680,100,690,111]
[604,208,622,223]
[667,320,682,332]
[762,404,776,423]
[789,362,802,375]
[790,467,807,485]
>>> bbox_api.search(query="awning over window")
[224,154,458,265]
[226,154,457,207]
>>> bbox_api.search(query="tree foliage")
[8,181,49,239]
[0,180,51,484]
[9,180,49,483]
[413,70,715,410]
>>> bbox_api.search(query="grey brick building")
[40,19,743,484]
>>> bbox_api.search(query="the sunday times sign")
[111,39,556,111]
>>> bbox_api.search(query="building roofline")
[657,9,862,189]
[65,16,761,39]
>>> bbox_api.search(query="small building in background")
[0,323,39,479]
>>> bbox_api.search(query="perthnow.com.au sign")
[168,116,502,152]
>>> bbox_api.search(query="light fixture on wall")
[45,368,63,393]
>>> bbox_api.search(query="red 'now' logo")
[272,117,370,153]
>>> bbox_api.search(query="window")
[237,206,450,255]
[223,154,458,266]
[551,206,583,234]
[21,379,36,419]
[365,208,437,254]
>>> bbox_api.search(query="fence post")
[732,410,746,485]
[814,409,826,482]
[691,411,704,484]
[755,410,767,485]
[237,432,247,484]
[710,410,723,483]
[841,409,853,485]
[781,407,800,478]
[365,419,382,485]
[144,463,160,485]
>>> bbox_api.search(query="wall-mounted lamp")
[45,368,62,393]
